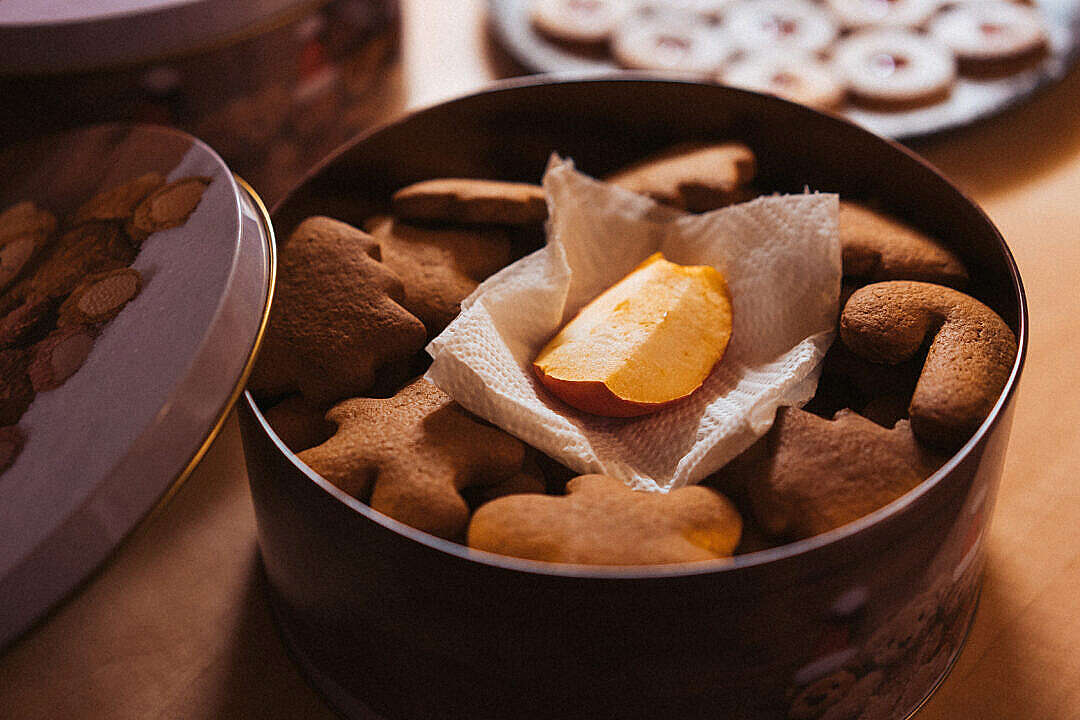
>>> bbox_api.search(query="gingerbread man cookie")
[747,407,946,539]
[248,216,427,405]
[365,216,511,335]
[299,378,527,540]
[468,474,742,565]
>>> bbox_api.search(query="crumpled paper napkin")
[426,156,840,492]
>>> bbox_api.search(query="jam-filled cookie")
[833,29,957,108]
[929,1,1048,74]
[611,14,733,74]
[720,51,847,109]
[724,0,840,55]
[825,0,943,30]
[531,0,628,45]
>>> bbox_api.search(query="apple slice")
[533,252,733,417]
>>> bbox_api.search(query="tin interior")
[240,77,1028,720]
[260,75,1027,580]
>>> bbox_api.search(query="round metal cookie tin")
[0,123,275,649]
[239,77,1026,720]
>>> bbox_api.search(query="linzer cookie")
[929,1,1048,74]
[610,15,733,74]
[364,215,512,335]
[0,349,34,426]
[127,176,211,243]
[840,201,969,287]
[72,172,165,226]
[746,407,946,539]
[833,29,957,108]
[530,0,628,44]
[468,474,742,565]
[391,178,547,226]
[724,0,839,54]
[606,142,757,212]
[720,52,848,110]
[57,268,142,327]
[248,216,426,405]
[298,378,526,540]
[825,0,944,29]
[27,326,98,393]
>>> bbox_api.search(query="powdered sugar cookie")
[531,0,629,44]
[612,14,733,74]
[721,51,847,109]
[825,0,944,29]
[834,29,957,108]
[724,0,839,55]
[929,1,1048,73]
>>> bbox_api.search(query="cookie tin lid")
[0,0,320,73]
[0,124,274,648]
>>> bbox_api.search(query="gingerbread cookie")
[0,349,34,426]
[840,201,969,287]
[57,268,142,327]
[27,326,98,393]
[720,51,848,110]
[833,29,957,108]
[724,0,839,55]
[298,378,526,540]
[840,281,1018,448]
[0,425,23,473]
[364,216,512,335]
[468,474,742,565]
[72,172,166,226]
[787,670,856,720]
[606,142,757,212]
[263,394,335,454]
[929,1,1048,74]
[747,407,946,539]
[391,178,547,226]
[474,453,547,506]
[248,216,427,405]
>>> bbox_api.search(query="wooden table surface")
[4,2,1080,718]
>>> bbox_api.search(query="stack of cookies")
[250,140,1017,567]
[529,0,1051,111]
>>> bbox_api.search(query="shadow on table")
[918,557,1050,718]
[159,550,337,720]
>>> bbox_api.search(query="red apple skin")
[533,364,700,418]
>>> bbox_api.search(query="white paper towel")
[426,157,841,492]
